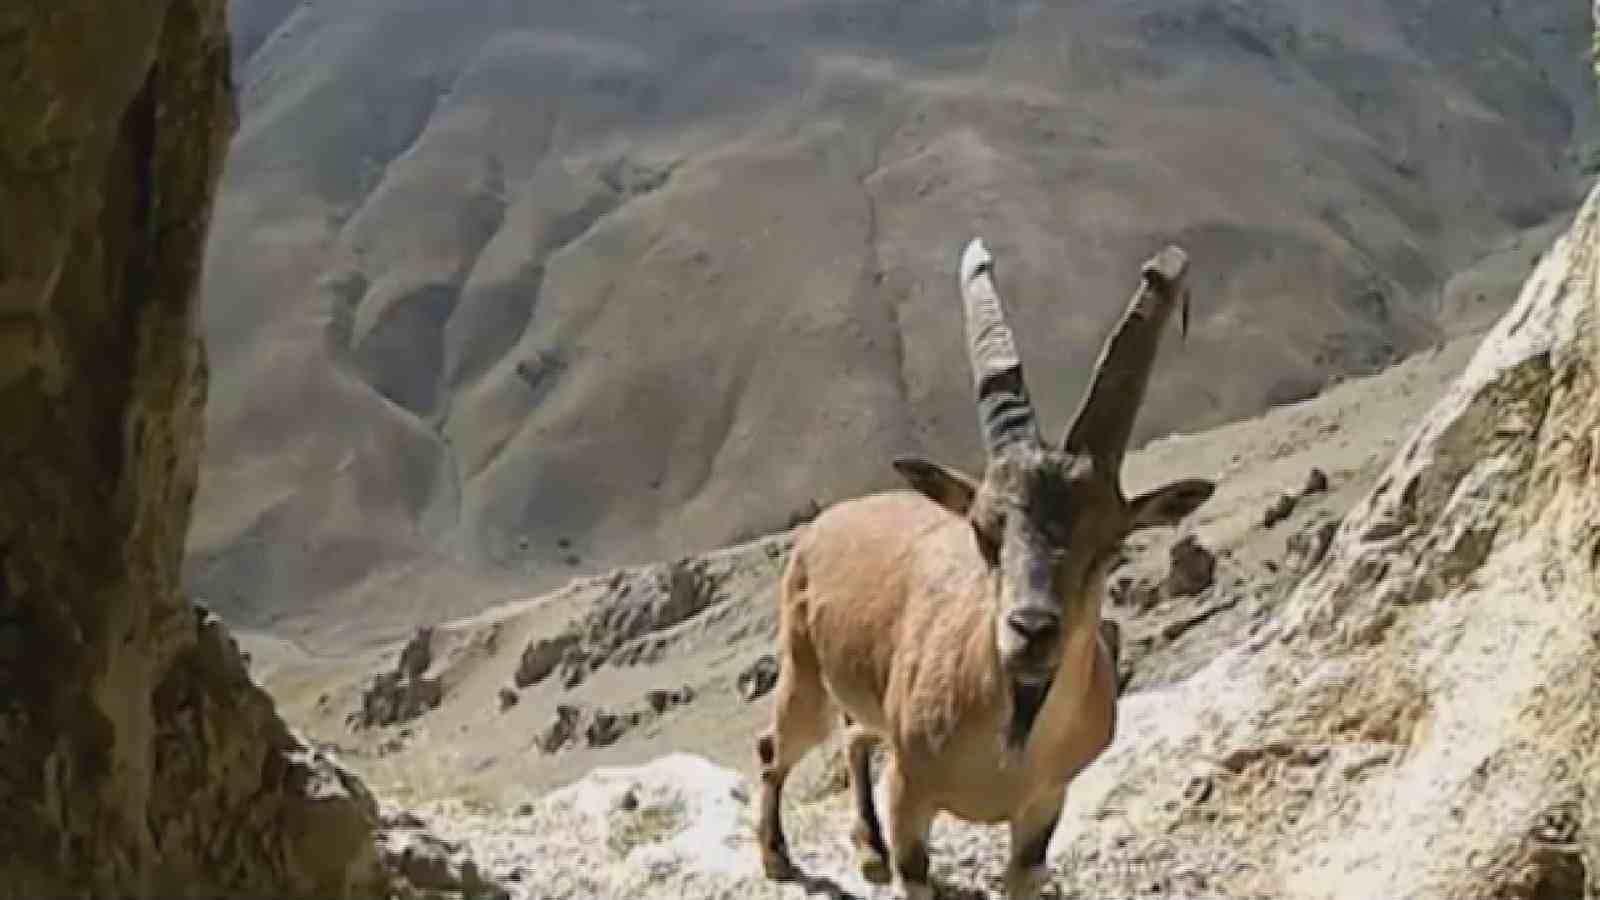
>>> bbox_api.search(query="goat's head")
[893,239,1215,683]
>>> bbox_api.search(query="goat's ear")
[892,457,979,516]
[1128,478,1215,530]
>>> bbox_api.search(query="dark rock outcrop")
[0,4,386,896]
[352,627,445,729]
[1264,467,1337,528]
[518,534,790,691]
[1163,535,1218,598]
[513,632,579,688]
[354,670,444,730]
[536,688,697,755]
[379,820,510,900]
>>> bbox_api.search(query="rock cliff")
[0,3,389,896]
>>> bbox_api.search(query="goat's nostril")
[1006,609,1061,641]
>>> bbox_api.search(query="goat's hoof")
[761,849,799,882]
[857,852,892,885]
[1003,863,1051,899]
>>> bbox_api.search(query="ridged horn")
[1061,244,1190,474]
[959,238,1040,454]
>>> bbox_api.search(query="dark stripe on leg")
[852,746,888,859]
[761,775,788,853]
[896,841,930,887]
[1017,813,1060,870]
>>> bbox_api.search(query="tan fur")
[755,238,1207,899]
[757,491,1117,898]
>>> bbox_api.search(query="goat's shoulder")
[793,488,979,622]
[801,490,963,558]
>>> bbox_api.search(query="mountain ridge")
[193,0,1598,649]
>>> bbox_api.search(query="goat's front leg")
[1004,788,1065,899]
[885,756,937,900]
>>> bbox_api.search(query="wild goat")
[755,238,1215,899]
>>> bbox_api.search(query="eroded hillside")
[194,0,1598,649]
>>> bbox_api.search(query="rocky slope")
[192,0,1599,649]
[253,325,1481,823]
[0,5,455,897]
[258,122,1600,900]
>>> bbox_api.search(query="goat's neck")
[1014,603,1106,748]
[1056,608,1105,686]
[1029,603,1112,749]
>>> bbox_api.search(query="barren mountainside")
[193,0,1600,648]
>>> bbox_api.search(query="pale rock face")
[417,754,780,900]
[1057,180,1600,900]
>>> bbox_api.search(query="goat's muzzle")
[1000,606,1062,683]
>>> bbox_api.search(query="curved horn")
[1061,244,1190,473]
[959,238,1040,453]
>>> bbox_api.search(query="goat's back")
[785,490,995,737]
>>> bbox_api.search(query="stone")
[398,626,435,680]
[383,811,428,831]
[1303,467,1330,495]
[737,654,781,701]
[560,645,592,689]
[1286,517,1339,573]
[382,830,460,892]
[538,705,585,754]
[645,685,695,714]
[586,710,639,748]
[1164,535,1217,598]
[514,632,580,688]
[1263,492,1299,528]
[354,670,444,729]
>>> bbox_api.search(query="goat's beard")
[1007,676,1055,748]
[998,642,1060,686]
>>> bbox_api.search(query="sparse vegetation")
[606,801,685,859]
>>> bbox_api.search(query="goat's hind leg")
[845,725,892,884]
[754,617,832,880]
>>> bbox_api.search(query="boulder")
[514,632,580,688]
[1164,535,1218,598]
